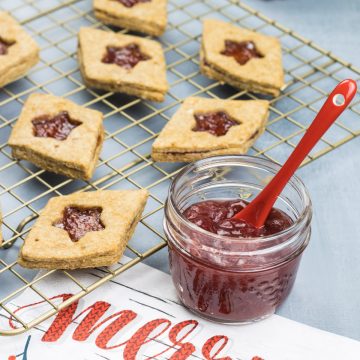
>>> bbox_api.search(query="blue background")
[244,0,360,341]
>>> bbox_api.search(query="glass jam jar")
[164,155,312,324]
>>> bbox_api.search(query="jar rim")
[168,155,312,246]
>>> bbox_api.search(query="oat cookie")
[0,206,2,246]
[78,27,168,102]
[18,189,149,269]
[8,93,104,180]
[93,0,167,36]
[152,97,269,162]
[200,19,284,97]
[0,12,39,87]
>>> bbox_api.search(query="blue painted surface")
[242,0,360,341]
[1,0,360,341]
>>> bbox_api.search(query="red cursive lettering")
[149,319,198,359]
[168,320,198,360]
[40,294,78,342]
[72,301,111,341]
[95,310,137,349]
[202,335,232,360]
[123,319,171,360]
[7,292,266,360]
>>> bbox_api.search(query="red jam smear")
[221,40,263,65]
[169,199,299,323]
[54,206,105,242]
[184,199,293,237]
[32,112,81,141]
[116,0,150,8]
[0,38,12,55]
[102,44,150,70]
[193,111,239,137]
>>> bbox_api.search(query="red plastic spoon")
[233,79,357,228]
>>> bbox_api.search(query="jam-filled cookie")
[78,27,168,102]
[0,206,2,246]
[0,12,39,87]
[93,0,167,36]
[8,93,104,180]
[152,97,269,162]
[200,19,284,97]
[18,190,149,269]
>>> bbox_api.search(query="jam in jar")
[164,156,312,323]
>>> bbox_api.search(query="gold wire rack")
[1,0,360,336]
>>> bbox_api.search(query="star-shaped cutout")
[53,206,105,242]
[116,0,151,7]
[192,111,239,136]
[0,38,13,56]
[221,40,263,65]
[102,44,150,70]
[32,111,81,141]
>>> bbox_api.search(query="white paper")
[0,257,359,359]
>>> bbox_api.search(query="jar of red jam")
[164,155,312,324]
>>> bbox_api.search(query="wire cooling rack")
[1,0,360,336]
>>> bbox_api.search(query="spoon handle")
[234,79,357,227]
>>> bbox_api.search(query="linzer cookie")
[0,12,39,87]
[8,93,104,180]
[152,97,269,162]
[0,206,2,246]
[18,190,149,269]
[200,19,284,97]
[93,0,167,36]
[78,27,168,102]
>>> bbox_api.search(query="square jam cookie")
[0,12,39,87]
[93,0,167,36]
[78,27,168,102]
[8,93,104,180]
[152,97,269,162]
[0,207,2,246]
[200,19,284,97]
[18,190,149,269]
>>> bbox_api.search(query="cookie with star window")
[0,11,39,87]
[200,19,284,96]
[78,27,168,102]
[152,97,269,162]
[18,190,149,269]
[8,93,104,180]
[93,0,167,36]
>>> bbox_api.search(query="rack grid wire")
[1,0,360,336]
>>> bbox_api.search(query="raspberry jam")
[184,200,293,238]
[102,44,150,70]
[169,240,301,323]
[0,38,12,55]
[116,0,150,8]
[54,207,105,242]
[164,156,312,323]
[193,111,239,136]
[32,112,81,141]
[221,40,263,65]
